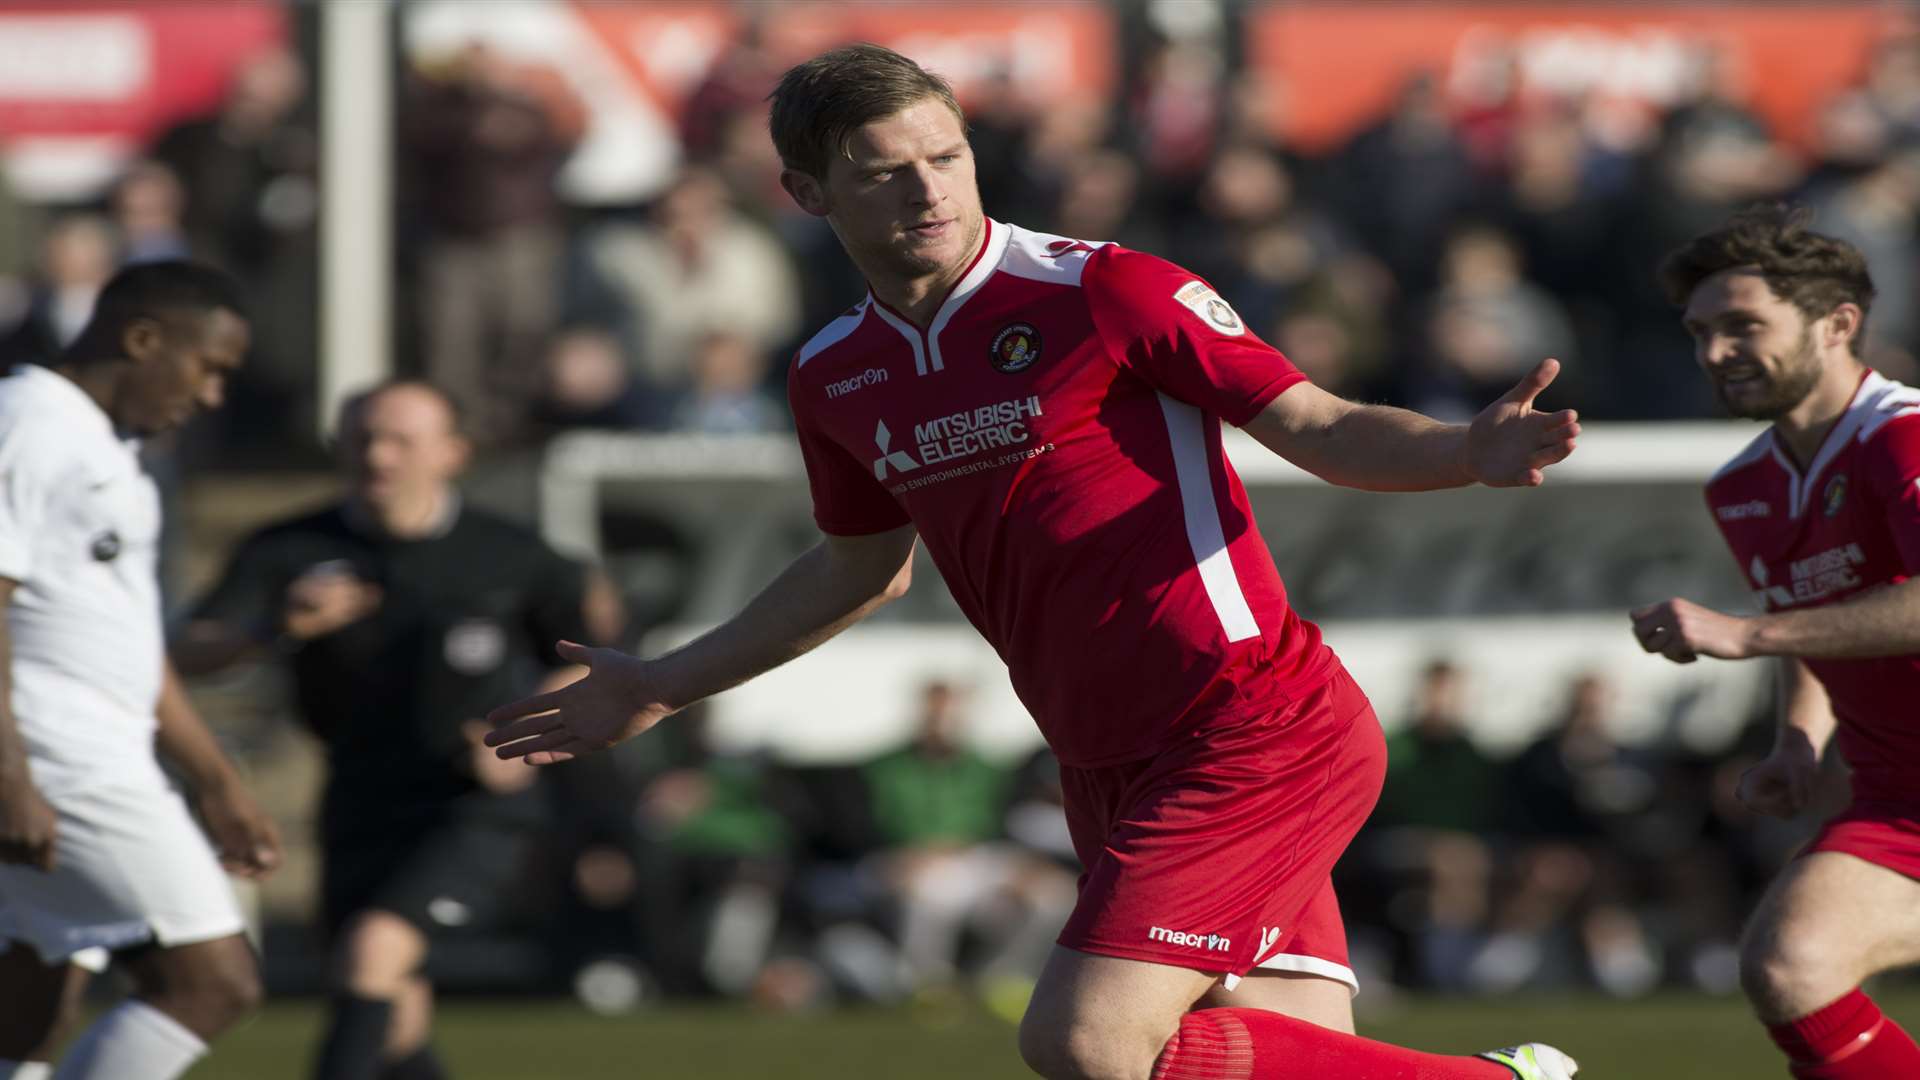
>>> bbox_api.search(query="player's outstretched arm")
[1240,359,1579,492]
[1634,578,1920,663]
[174,562,385,675]
[486,523,917,765]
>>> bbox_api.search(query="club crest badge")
[991,323,1042,373]
[1173,280,1246,336]
[1824,474,1848,518]
[444,618,507,674]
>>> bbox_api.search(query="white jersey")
[0,364,167,795]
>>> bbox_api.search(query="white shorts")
[0,781,245,965]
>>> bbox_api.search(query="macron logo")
[1149,926,1231,953]
[872,420,919,480]
[1716,500,1770,521]
[1251,926,1283,966]
[827,368,889,399]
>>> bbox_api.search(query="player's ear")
[1825,302,1864,352]
[780,168,831,218]
[121,316,166,365]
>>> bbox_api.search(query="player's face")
[118,308,249,436]
[1682,270,1825,420]
[341,387,469,506]
[797,97,984,285]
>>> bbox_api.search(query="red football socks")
[1150,1008,1514,1080]
[1767,989,1920,1079]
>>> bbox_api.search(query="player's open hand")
[1736,743,1819,819]
[1630,597,1756,663]
[194,782,282,879]
[1463,358,1581,487]
[485,641,672,765]
[0,773,58,871]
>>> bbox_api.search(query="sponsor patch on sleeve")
[1172,280,1246,336]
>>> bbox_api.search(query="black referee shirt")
[192,501,591,814]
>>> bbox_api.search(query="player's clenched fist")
[1630,597,1756,663]
[281,562,383,641]
[0,775,58,871]
[1737,745,1819,819]
[194,782,282,879]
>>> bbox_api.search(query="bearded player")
[489,45,1582,1080]
[1635,204,1920,1079]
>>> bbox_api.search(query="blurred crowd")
[0,46,318,457]
[518,679,1081,1015]
[1344,661,1829,1005]
[9,20,1920,458]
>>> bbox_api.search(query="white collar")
[16,364,120,446]
[864,218,1012,376]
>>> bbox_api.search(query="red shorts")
[1054,665,1385,990]
[1805,800,1920,880]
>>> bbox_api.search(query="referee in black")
[175,380,609,1080]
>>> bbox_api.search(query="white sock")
[52,1001,206,1080]
[0,1061,55,1080]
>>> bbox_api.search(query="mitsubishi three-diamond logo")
[872,420,920,480]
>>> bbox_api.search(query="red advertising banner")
[0,1,287,199]
[565,0,1115,115]
[758,2,1116,110]
[563,1,745,119]
[1249,2,1911,153]
[407,0,1117,204]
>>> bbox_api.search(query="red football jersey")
[788,219,1336,767]
[1706,371,1920,803]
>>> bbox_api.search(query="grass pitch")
[183,988,1920,1078]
